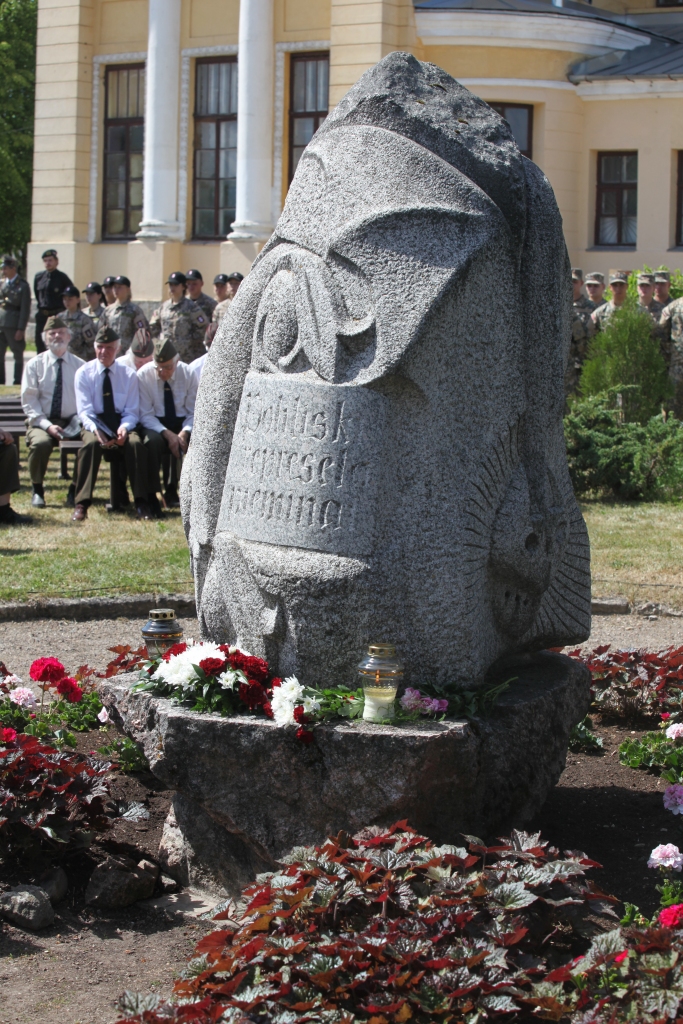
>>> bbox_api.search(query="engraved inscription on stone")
[218,371,387,556]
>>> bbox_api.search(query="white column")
[137,0,182,239]
[230,0,275,241]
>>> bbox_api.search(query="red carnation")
[1,727,17,743]
[293,705,307,725]
[296,726,314,745]
[56,677,84,704]
[660,903,683,928]
[199,657,226,677]
[162,642,188,662]
[229,650,270,686]
[239,681,269,710]
[271,678,282,689]
[263,702,273,719]
[29,657,66,684]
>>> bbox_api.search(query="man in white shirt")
[21,315,84,508]
[139,337,197,512]
[118,328,154,371]
[72,326,151,522]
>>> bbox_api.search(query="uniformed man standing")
[212,271,242,328]
[61,285,97,361]
[33,249,73,354]
[102,276,117,306]
[0,255,31,385]
[99,275,149,353]
[655,271,672,308]
[185,269,217,320]
[21,316,84,507]
[659,292,683,417]
[592,271,630,332]
[636,273,664,325]
[149,272,208,364]
[565,269,595,397]
[0,427,29,525]
[83,282,106,324]
[585,272,606,309]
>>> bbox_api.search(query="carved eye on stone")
[257,270,302,369]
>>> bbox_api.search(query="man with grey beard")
[21,315,84,508]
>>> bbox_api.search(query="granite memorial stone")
[182,51,591,689]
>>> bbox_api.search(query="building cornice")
[415,10,651,55]
[575,76,683,98]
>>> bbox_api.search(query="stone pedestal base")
[102,652,590,897]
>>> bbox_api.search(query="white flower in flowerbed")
[9,687,37,709]
[664,784,683,816]
[648,843,683,871]
[666,723,683,741]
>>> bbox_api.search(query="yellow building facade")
[30,0,683,301]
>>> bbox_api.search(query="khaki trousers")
[141,427,184,495]
[74,429,148,506]
[0,441,20,496]
[26,420,72,485]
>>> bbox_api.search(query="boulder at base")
[0,885,55,931]
[103,654,590,897]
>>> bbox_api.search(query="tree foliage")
[0,0,37,260]
[564,391,683,499]
[579,304,672,424]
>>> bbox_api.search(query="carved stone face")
[184,53,591,689]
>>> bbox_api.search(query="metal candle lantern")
[358,643,404,722]
[141,608,184,658]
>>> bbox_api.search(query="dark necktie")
[102,366,118,432]
[49,359,63,421]
[164,380,177,421]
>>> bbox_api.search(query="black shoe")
[0,506,32,526]
[135,500,153,521]
[105,502,124,513]
[148,494,164,519]
[164,488,180,508]
[65,484,76,508]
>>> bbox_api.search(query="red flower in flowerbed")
[29,656,66,685]
[55,676,84,704]
[660,903,683,928]
[0,731,110,862]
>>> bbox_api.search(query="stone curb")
[0,593,196,623]
[591,596,631,616]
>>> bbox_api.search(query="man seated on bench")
[0,428,30,526]
[72,326,151,522]
[139,338,197,515]
[20,315,84,508]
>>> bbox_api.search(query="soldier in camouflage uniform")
[61,285,97,361]
[636,273,664,326]
[585,271,606,310]
[655,271,671,308]
[186,269,217,320]
[83,282,106,324]
[659,294,683,417]
[99,275,149,353]
[212,271,243,329]
[592,270,630,332]
[149,272,208,364]
[565,269,595,397]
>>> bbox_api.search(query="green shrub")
[564,391,683,499]
[580,303,672,424]
[625,264,683,303]
[619,730,683,784]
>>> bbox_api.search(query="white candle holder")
[358,643,403,723]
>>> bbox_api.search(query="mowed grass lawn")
[1,410,683,604]
[0,436,192,602]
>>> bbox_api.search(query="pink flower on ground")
[664,785,683,816]
[423,696,449,714]
[97,707,110,724]
[400,688,426,713]
[3,674,23,687]
[661,713,672,721]
[666,723,683,741]
[659,904,683,928]
[648,844,683,871]
[9,687,37,709]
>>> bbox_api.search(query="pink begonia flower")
[97,707,110,724]
[648,843,683,871]
[664,785,683,816]
[666,723,683,741]
[9,687,37,709]
[400,688,427,713]
[423,696,449,714]
[662,713,672,721]
[3,674,23,687]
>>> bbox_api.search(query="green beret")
[154,337,178,363]
[44,315,67,331]
[95,325,120,345]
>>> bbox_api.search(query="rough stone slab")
[591,596,631,616]
[0,593,196,623]
[0,886,55,931]
[103,653,590,896]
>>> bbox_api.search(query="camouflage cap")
[95,325,120,345]
[637,273,655,285]
[154,337,178,363]
[609,270,629,285]
[585,272,605,285]
[131,328,154,357]
[44,315,68,331]
[571,268,583,281]
[655,271,671,283]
